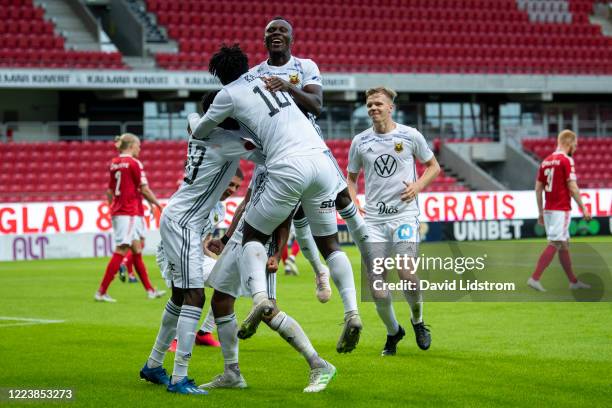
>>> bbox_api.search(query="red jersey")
[108,154,148,216]
[537,151,576,211]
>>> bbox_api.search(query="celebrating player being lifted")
[347,87,440,356]
[191,45,362,354]
[139,93,264,396]
[251,17,371,306]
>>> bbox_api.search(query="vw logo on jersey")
[374,154,397,178]
[396,224,413,240]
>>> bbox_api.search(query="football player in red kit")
[528,130,592,292]
[95,133,165,302]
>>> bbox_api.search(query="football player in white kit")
[191,45,362,354]
[347,87,440,356]
[161,169,244,352]
[140,92,264,395]
[252,17,371,304]
[200,165,336,392]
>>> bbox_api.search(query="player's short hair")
[269,16,292,27]
[558,129,577,147]
[114,133,139,152]
[209,44,249,86]
[200,91,240,131]
[365,87,397,103]
[235,167,244,179]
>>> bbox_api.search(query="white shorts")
[160,214,204,289]
[544,210,570,241]
[112,215,145,246]
[157,242,217,289]
[206,240,277,300]
[367,217,420,260]
[245,153,344,236]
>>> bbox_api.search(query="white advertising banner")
[0,189,610,261]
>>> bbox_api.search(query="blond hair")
[114,133,140,152]
[557,129,577,147]
[365,86,397,102]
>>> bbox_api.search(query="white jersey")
[163,127,263,234]
[348,123,434,224]
[201,201,226,238]
[191,73,327,165]
[250,56,322,126]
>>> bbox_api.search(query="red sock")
[290,240,300,257]
[558,249,578,283]
[125,251,135,275]
[99,253,125,294]
[532,245,557,281]
[132,252,154,291]
[281,244,288,263]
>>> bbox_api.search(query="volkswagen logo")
[374,154,397,178]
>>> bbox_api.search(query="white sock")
[338,202,369,255]
[147,299,181,368]
[269,311,324,369]
[293,218,325,275]
[199,308,216,333]
[326,251,358,315]
[375,294,400,335]
[240,241,268,296]
[403,286,423,324]
[172,305,201,383]
[216,313,239,370]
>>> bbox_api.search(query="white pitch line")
[0,316,65,328]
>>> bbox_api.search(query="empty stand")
[0,139,467,203]
[522,137,612,188]
[0,0,126,69]
[147,0,612,74]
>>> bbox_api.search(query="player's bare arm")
[347,171,365,214]
[140,184,162,213]
[202,235,217,258]
[106,188,113,206]
[264,79,323,116]
[535,180,545,225]
[401,156,441,202]
[568,180,592,220]
[207,188,252,255]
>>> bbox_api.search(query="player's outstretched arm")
[401,156,441,202]
[568,180,591,220]
[189,89,234,140]
[535,180,545,225]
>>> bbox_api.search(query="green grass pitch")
[1,239,611,407]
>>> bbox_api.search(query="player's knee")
[550,241,563,250]
[211,290,235,316]
[315,235,340,259]
[293,205,306,220]
[262,305,280,325]
[115,245,130,255]
[183,288,205,308]
[170,287,184,307]
[334,188,352,209]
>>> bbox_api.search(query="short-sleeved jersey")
[348,124,434,224]
[109,154,148,216]
[191,73,327,165]
[201,201,226,238]
[163,127,264,234]
[250,56,322,125]
[537,151,576,211]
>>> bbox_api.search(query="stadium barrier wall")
[1,190,610,261]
